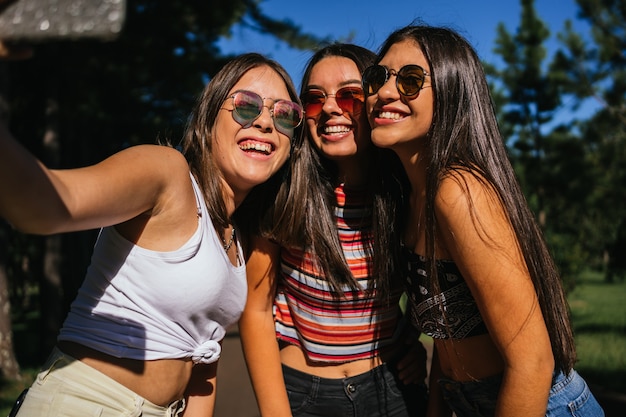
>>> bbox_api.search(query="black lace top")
[402,249,488,339]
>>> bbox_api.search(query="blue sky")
[218,0,589,87]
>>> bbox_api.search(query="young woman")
[363,24,604,417]
[0,53,303,417]
[239,44,428,417]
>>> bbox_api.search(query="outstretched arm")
[0,120,193,237]
[239,236,292,417]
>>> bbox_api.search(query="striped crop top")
[274,184,406,363]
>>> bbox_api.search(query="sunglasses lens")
[302,87,364,118]
[273,100,303,137]
[273,101,303,129]
[232,91,263,126]
[335,87,364,114]
[302,91,326,118]
[229,90,302,138]
[397,65,426,96]
[362,65,388,95]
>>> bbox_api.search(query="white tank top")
[58,174,246,364]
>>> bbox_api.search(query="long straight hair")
[260,43,407,298]
[376,25,576,372]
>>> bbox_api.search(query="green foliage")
[489,0,626,285]
[1,0,330,372]
[568,270,626,393]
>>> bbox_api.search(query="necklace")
[222,227,235,252]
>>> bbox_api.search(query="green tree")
[551,0,626,281]
[0,0,327,381]
[490,0,587,286]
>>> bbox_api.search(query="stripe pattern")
[274,185,404,362]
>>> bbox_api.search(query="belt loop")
[168,398,186,417]
[127,396,143,417]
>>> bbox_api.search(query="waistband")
[42,347,185,416]
[281,362,396,391]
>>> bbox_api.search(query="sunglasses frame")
[228,90,303,137]
[362,64,430,97]
[301,86,365,118]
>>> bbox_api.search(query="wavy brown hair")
[181,53,302,237]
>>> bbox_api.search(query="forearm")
[0,121,69,233]
[182,362,218,417]
[240,312,292,417]
[495,362,553,417]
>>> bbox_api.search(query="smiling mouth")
[323,125,352,135]
[377,111,403,120]
[239,141,273,155]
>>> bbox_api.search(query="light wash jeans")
[438,369,604,417]
[11,347,185,417]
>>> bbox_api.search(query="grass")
[1,270,624,415]
[567,270,626,394]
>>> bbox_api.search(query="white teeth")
[379,111,403,120]
[324,125,351,134]
[239,142,272,154]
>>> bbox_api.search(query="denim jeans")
[439,369,604,417]
[282,363,427,417]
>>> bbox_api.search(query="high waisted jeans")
[439,369,604,417]
[11,347,185,417]
[282,363,428,417]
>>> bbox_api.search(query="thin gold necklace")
[223,227,235,252]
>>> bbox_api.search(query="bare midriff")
[58,341,193,407]
[435,334,505,381]
[279,342,398,379]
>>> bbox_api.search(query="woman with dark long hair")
[363,24,604,417]
[239,44,427,417]
[1,53,302,417]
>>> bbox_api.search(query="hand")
[0,41,32,60]
[395,337,428,385]
[0,0,33,60]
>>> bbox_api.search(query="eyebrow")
[305,79,363,91]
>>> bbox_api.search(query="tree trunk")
[0,261,22,381]
[0,63,22,382]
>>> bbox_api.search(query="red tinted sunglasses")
[301,86,365,118]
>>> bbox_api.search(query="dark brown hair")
[376,25,576,372]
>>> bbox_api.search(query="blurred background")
[0,0,624,415]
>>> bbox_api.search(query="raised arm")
[436,172,554,417]
[239,236,292,417]
[0,121,192,237]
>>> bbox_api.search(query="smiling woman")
[0,52,302,417]
[364,24,604,417]
[239,43,428,417]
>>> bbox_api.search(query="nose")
[321,94,343,115]
[376,73,400,102]
[253,104,274,132]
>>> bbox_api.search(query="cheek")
[365,97,376,125]
[276,137,292,165]
[305,118,323,149]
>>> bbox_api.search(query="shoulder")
[435,168,507,236]
[436,168,499,214]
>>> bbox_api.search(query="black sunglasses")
[226,90,303,137]
[362,64,430,97]
[301,86,364,118]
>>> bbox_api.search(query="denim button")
[347,383,356,393]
